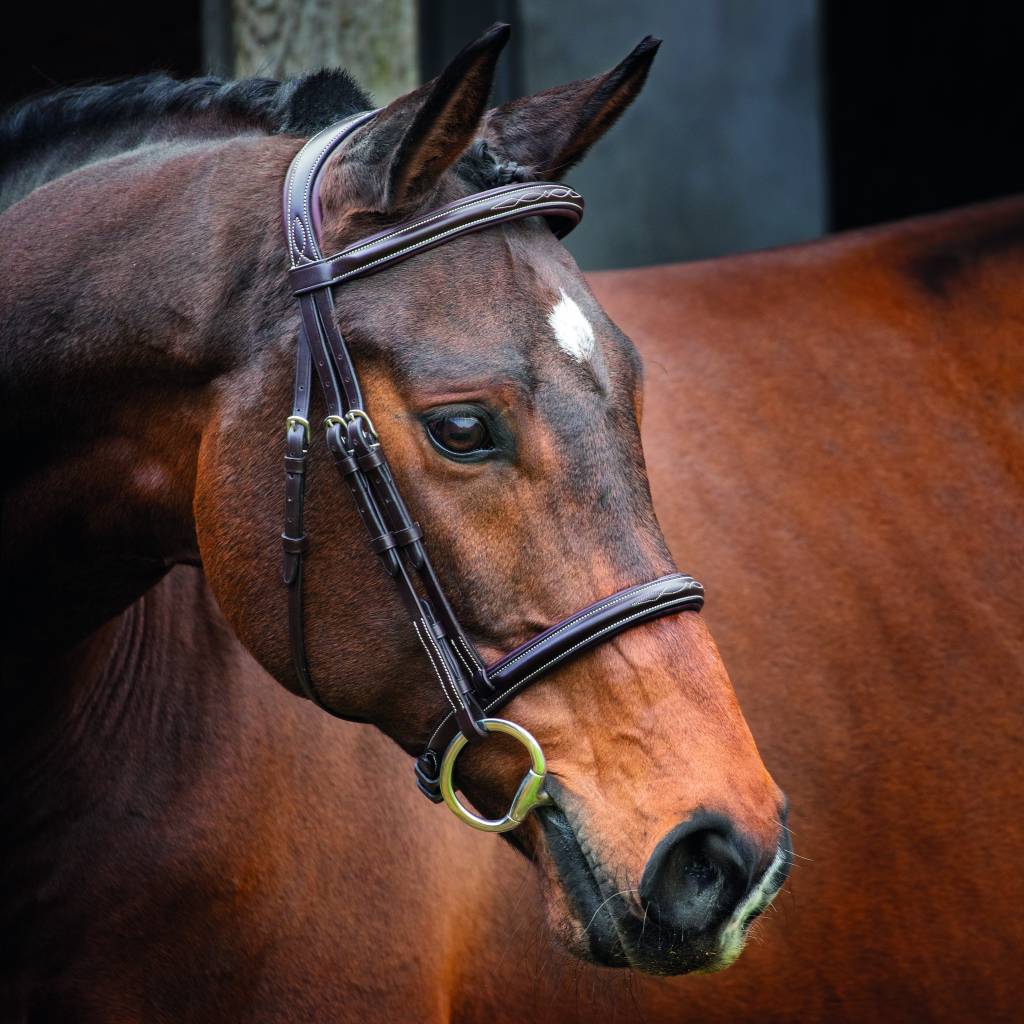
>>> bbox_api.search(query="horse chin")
[534,807,790,977]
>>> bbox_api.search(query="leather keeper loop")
[370,532,398,555]
[284,455,306,473]
[473,666,494,694]
[390,523,423,548]
[333,451,360,476]
[414,754,444,802]
[281,533,308,554]
[282,555,300,586]
[355,447,385,472]
[455,700,488,743]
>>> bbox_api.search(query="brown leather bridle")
[282,111,705,831]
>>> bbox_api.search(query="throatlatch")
[281,112,705,832]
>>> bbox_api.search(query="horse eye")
[427,413,494,459]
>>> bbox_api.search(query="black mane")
[0,69,527,213]
[0,69,372,150]
[0,70,372,211]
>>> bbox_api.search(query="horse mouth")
[536,805,790,976]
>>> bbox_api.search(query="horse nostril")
[639,812,758,935]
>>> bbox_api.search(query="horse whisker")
[583,888,639,937]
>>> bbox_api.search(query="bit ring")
[439,718,552,832]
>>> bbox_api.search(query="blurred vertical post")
[417,1,521,105]
[201,0,418,105]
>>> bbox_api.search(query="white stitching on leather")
[286,131,330,266]
[414,619,459,716]
[424,593,701,750]
[314,201,584,285]
[415,617,468,715]
[490,186,581,211]
[424,624,469,714]
[450,637,476,677]
[296,129,343,263]
[494,577,683,674]
[339,185,543,256]
[340,198,491,254]
[291,217,312,266]
[288,114,372,267]
[500,602,694,693]
[454,634,483,671]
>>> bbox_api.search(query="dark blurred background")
[2,0,1021,269]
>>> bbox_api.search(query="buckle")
[324,409,379,445]
[285,415,310,448]
[343,408,378,441]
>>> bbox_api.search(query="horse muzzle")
[537,802,791,974]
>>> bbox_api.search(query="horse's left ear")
[482,37,660,178]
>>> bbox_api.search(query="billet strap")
[414,574,705,800]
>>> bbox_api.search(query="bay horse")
[460,195,1024,1022]
[2,26,789,1022]
[592,195,1024,1021]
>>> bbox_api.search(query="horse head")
[193,25,789,973]
[2,25,789,976]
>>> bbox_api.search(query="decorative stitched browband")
[281,111,705,812]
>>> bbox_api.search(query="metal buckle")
[344,408,378,442]
[285,415,310,447]
[324,409,379,445]
[439,718,552,832]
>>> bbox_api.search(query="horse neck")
[3,113,284,217]
[1,130,298,669]
[6,564,231,770]
[1,567,262,929]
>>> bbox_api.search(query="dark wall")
[419,0,522,105]
[424,0,828,270]
[0,2,201,110]
[517,0,826,269]
[824,1,1024,230]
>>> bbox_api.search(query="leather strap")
[284,109,380,268]
[280,112,707,802]
[414,574,704,799]
[290,182,584,294]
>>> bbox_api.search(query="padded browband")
[281,111,706,803]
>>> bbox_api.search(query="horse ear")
[348,22,510,210]
[482,37,660,178]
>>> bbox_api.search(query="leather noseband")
[281,111,705,829]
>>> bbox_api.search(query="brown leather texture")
[283,109,380,266]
